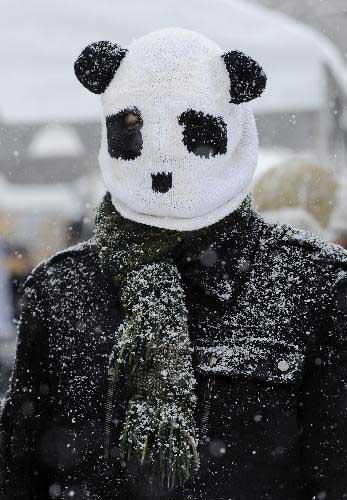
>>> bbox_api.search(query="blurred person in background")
[65,219,84,247]
[6,245,32,323]
[329,175,347,249]
[64,218,94,248]
[0,242,15,397]
[334,230,347,250]
[1,28,347,500]
[252,158,338,238]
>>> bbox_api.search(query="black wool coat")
[1,210,347,500]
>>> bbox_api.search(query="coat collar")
[175,204,267,304]
[93,197,268,306]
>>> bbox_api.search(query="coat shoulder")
[50,238,96,259]
[46,238,98,268]
[24,238,99,290]
[262,222,347,321]
[265,222,347,270]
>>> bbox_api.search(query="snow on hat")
[75,28,266,230]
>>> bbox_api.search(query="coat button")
[278,360,289,372]
[209,356,218,366]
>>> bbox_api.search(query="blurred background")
[0,0,347,393]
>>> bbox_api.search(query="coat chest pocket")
[194,338,306,451]
[194,337,306,385]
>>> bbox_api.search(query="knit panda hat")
[75,28,266,231]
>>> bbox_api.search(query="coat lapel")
[176,208,266,305]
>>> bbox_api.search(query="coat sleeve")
[0,267,51,499]
[301,268,347,499]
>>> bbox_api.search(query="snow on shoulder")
[48,239,95,263]
[23,239,97,289]
[278,225,347,267]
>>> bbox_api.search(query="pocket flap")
[194,337,305,384]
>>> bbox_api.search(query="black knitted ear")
[222,51,267,104]
[74,41,127,94]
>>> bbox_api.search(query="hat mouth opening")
[151,171,172,193]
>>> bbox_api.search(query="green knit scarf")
[94,192,251,490]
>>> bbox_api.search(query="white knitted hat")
[75,28,266,230]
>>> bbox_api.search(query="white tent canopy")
[28,124,84,159]
[1,0,347,122]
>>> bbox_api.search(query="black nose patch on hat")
[152,172,172,193]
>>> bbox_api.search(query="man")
[1,28,346,500]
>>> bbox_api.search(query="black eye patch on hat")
[106,107,143,160]
[178,110,227,159]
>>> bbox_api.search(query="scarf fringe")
[120,399,199,489]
